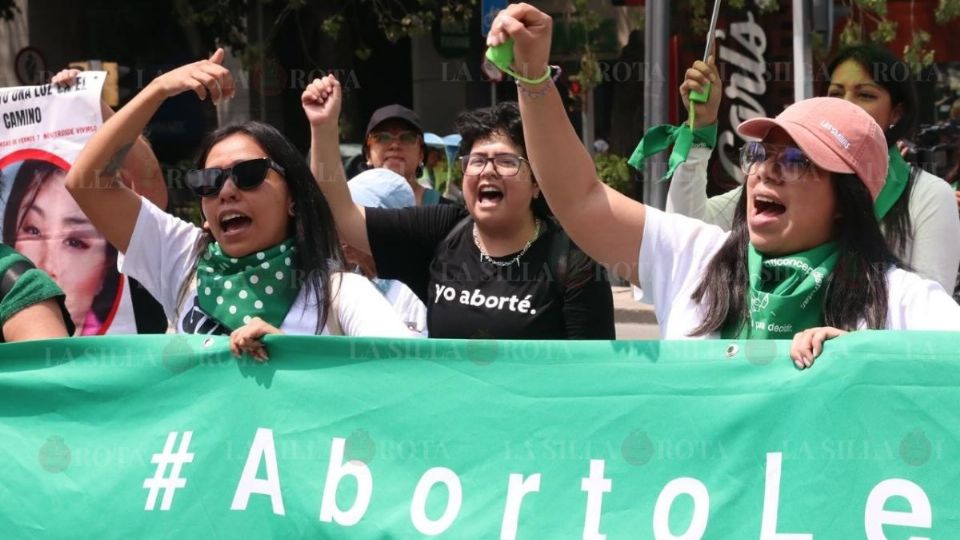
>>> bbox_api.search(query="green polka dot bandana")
[195,239,299,331]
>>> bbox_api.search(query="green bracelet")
[509,65,553,85]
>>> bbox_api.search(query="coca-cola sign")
[677,2,795,192]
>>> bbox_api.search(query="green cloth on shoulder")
[874,147,911,220]
[0,244,71,338]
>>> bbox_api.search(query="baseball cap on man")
[365,104,423,136]
[737,97,888,199]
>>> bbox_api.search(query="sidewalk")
[611,286,657,325]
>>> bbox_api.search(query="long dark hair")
[192,122,345,333]
[456,101,552,220]
[826,43,918,258]
[3,159,119,331]
[690,173,900,336]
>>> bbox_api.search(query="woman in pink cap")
[666,44,960,294]
[485,3,960,365]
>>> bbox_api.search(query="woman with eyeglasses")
[304,76,614,339]
[362,104,451,206]
[64,50,410,360]
[486,4,960,364]
[665,43,960,293]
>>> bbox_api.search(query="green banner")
[1,332,959,537]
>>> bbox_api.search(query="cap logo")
[819,120,851,150]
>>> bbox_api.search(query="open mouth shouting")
[218,210,253,238]
[750,192,787,229]
[476,184,505,208]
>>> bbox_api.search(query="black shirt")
[366,205,615,339]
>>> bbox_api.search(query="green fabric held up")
[723,242,839,339]
[874,146,911,220]
[627,123,717,180]
[1,333,960,536]
[195,239,299,331]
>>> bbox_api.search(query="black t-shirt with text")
[366,205,615,339]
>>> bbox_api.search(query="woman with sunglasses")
[65,50,410,359]
[362,105,451,206]
[305,75,614,339]
[486,4,960,364]
[665,44,960,293]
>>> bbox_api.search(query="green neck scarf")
[196,239,299,331]
[722,242,839,339]
[874,147,910,220]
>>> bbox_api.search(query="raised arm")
[64,50,233,253]
[303,76,370,254]
[489,4,644,284]
[52,69,169,210]
[106,104,169,210]
[665,56,736,226]
[666,147,712,219]
[667,149,741,230]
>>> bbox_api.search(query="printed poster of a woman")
[1,150,131,335]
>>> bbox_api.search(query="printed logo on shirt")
[433,284,539,315]
[750,292,770,313]
[752,319,793,333]
[180,296,230,335]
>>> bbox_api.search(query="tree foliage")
[175,0,476,66]
[687,0,778,35]
[836,0,960,71]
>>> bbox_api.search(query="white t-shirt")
[380,279,429,337]
[639,206,960,339]
[120,198,411,337]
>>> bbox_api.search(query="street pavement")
[611,286,659,340]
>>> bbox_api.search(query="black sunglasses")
[185,158,286,198]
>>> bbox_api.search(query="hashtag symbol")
[143,431,195,511]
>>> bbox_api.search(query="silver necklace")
[473,219,542,267]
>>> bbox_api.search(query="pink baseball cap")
[737,97,888,199]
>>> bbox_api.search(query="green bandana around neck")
[873,147,910,220]
[196,239,299,331]
[722,242,840,339]
[627,123,717,180]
